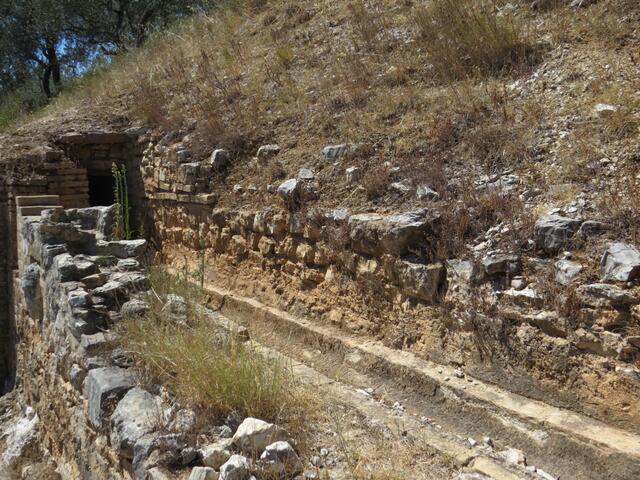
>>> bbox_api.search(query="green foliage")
[112,163,132,240]
[0,79,47,130]
[0,0,216,109]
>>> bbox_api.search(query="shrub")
[120,268,301,421]
[363,164,391,200]
[0,80,48,130]
[413,0,534,80]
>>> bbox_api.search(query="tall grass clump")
[120,268,302,421]
[413,0,535,80]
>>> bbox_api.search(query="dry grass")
[413,0,536,80]
[363,164,392,200]
[322,406,455,480]
[120,268,305,422]
[597,162,640,244]
[8,0,638,249]
[431,187,529,260]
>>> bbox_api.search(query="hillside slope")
[1,1,640,478]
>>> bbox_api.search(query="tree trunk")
[42,66,52,98]
[46,42,61,89]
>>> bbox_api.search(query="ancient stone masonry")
[138,140,640,436]
[8,195,152,476]
[5,196,304,479]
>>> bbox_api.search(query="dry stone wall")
[139,139,640,434]
[4,195,307,480]
[9,195,152,477]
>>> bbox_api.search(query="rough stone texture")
[534,215,582,254]
[84,367,135,427]
[162,294,188,325]
[277,179,299,201]
[110,388,161,459]
[577,220,609,239]
[394,260,445,303]
[96,239,147,259]
[121,299,150,318]
[416,185,439,201]
[447,259,482,285]
[201,438,233,469]
[21,263,42,319]
[232,418,288,454]
[481,254,521,276]
[601,243,640,282]
[345,166,362,183]
[578,283,639,307]
[555,260,583,285]
[256,144,281,158]
[260,441,302,477]
[219,455,250,480]
[348,210,436,257]
[190,466,219,480]
[132,433,186,479]
[322,144,350,160]
[211,149,230,170]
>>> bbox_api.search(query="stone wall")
[9,195,153,477]
[139,140,640,433]
[6,196,307,480]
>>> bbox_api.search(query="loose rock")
[601,242,640,282]
[232,418,288,454]
[219,454,250,480]
[260,441,303,477]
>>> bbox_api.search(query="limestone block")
[110,388,161,459]
[601,242,640,282]
[84,367,135,427]
[232,418,288,454]
[534,215,582,254]
[394,260,446,303]
[96,239,147,259]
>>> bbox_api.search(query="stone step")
[196,279,640,480]
[18,205,64,217]
[15,195,61,207]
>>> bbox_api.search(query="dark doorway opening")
[88,173,116,207]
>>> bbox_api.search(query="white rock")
[277,179,299,200]
[601,242,640,282]
[190,466,219,480]
[298,168,314,180]
[536,468,557,480]
[345,166,362,183]
[390,181,410,193]
[416,185,440,201]
[1,407,38,468]
[110,388,161,459]
[232,418,288,454]
[322,144,356,161]
[257,144,281,158]
[497,447,526,466]
[200,438,233,469]
[211,149,230,169]
[594,103,618,116]
[555,260,582,285]
[219,454,250,480]
[260,441,303,476]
